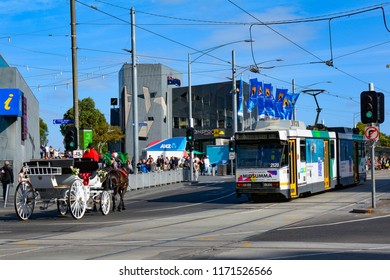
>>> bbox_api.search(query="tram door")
[353,142,359,183]
[289,140,298,198]
[324,140,330,189]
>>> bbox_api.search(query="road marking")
[276,213,390,231]
[135,192,235,212]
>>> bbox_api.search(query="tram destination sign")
[236,132,279,141]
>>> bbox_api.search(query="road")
[1,171,390,260]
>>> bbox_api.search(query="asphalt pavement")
[0,173,233,215]
[3,171,390,216]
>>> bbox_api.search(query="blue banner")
[263,83,275,119]
[275,88,288,119]
[257,80,265,120]
[0,88,22,116]
[247,78,258,113]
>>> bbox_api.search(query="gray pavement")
[0,174,234,215]
[3,172,390,216]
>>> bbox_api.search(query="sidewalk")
[352,195,390,214]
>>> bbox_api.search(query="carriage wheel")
[14,181,35,221]
[100,190,111,215]
[57,199,68,216]
[68,179,86,219]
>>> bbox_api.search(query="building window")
[226,117,232,128]
[203,118,210,128]
[174,117,180,128]
[218,119,225,128]
[180,117,187,128]
[195,118,202,128]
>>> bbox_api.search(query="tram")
[234,120,366,201]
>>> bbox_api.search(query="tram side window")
[330,140,335,159]
[300,139,306,162]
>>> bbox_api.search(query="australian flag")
[167,76,181,86]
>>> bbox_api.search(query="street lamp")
[187,39,252,181]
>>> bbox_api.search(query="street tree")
[40,117,48,145]
[60,97,124,151]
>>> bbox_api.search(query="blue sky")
[1,0,390,149]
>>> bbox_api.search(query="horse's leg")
[112,190,117,212]
[120,189,126,211]
[117,190,122,212]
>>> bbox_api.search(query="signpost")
[364,125,380,208]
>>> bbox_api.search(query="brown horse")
[105,168,129,211]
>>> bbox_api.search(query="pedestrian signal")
[228,140,235,153]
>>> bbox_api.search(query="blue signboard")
[0,88,22,117]
[53,119,74,125]
[146,137,186,151]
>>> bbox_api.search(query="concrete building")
[118,63,182,160]
[117,63,251,160]
[0,55,40,177]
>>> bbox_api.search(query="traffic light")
[377,92,385,124]
[360,91,378,124]
[186,127,194,151]
[65,126,78,151]
[228,140,235,153]
[360,91,385,124]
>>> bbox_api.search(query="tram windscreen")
[236,140,288,168]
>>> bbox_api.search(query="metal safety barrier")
[127,169,186,190]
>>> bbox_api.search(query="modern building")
[171,81,250,152]
[116,63,251,160]
[0,55,40,177]
[118,63,183,159]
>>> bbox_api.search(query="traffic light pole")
[369,83,376,208]
[371,140,376,208]
[70,0,79,149]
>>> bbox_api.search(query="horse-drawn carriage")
[14,158,112,220]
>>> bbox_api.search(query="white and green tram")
[234,120,366,201]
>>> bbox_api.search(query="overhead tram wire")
[76,0,235,67]
[77,0,390,97]
[228,0,390,96]
[96,0,390,27]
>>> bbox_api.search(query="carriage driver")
[82,143,100,162]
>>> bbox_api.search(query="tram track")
[2,174,390,259]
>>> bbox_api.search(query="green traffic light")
[366,111,373,118]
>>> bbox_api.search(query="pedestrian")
[82,143,100,162]
[1,161,14,203]
[18,166,30,183]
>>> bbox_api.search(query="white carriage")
[14,158,111,220]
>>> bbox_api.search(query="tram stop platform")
[352,196,390,214]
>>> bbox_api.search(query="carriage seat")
[74,158,99,186]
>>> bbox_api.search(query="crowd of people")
[37,142,214,178]
[134,154,211,176]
